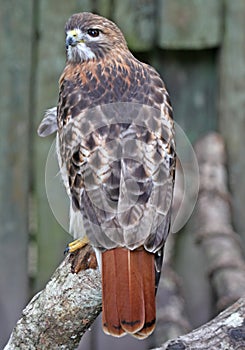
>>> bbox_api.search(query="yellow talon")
[65,236,90,253]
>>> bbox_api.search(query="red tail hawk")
[38,12,175,339]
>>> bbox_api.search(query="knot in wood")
[228,322,245,342]
[166,340,186,350]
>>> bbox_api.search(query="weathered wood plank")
[113,0,156,51]
[0,1,32,347]
[34,0,94,291]
[152,50,217,143]
[158,0,223,49]
[219,0,245,246]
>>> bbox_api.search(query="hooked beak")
[66,30,84,49]
[66,35,77,49]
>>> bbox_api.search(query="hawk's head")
[65,12,128,63]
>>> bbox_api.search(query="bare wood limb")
[4,246,102,350]
[194,133,245,310]
[157,297,245,350]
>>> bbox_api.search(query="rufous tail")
[101,247,155,339]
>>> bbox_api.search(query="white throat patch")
[67,42,96,62]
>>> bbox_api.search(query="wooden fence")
[1,1,245,349]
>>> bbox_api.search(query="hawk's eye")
[87,28,100,37]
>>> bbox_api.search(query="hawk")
[38,12,175,339]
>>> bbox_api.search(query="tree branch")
[4,246,102,350]
[157,297,245,350]
[5,251,245,350]
[4,240,245,350]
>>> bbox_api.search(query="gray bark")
[157,297,245,350]
[4,248,101,350]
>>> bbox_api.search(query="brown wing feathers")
[102,248,156,338]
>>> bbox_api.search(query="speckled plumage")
[38,12,175,339]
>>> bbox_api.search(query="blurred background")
[1,0,245,349]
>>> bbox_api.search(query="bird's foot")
[64,236,90,254]
[68,241,98,273]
